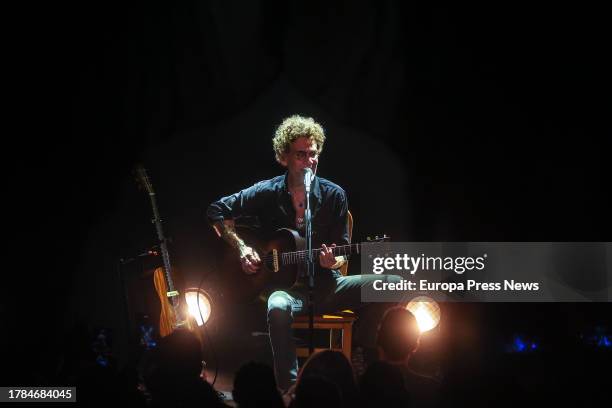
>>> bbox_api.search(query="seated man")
[207,114,401,391]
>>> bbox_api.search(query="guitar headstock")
[366,234,390,242]
[134,164,155,195]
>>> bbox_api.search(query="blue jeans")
[266,273,403,391]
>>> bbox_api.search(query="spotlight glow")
[406,296,440,333]
[185,289,212,326]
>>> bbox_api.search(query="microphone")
[303,168,314,193]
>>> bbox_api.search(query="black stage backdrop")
[5,1,610,389]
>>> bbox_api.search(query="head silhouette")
[376,307,421,362]
[232,361,284,408]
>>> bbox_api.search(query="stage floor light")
[185,288,212,326]
[406,296,441,333]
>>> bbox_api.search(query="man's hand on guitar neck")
[320,243,343,269]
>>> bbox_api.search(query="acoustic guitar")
[135,165,199,337]
[219,226,389,302]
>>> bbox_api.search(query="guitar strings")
[258,239,384,264]
[259,243,357,264]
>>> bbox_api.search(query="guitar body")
[220,228,305,302]
[153,267,175,338]
[153,266,199,338]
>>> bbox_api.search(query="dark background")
[5,0,610,389]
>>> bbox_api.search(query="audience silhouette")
[232,361,284,408]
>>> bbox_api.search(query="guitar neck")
[146,194,175,290]
[146,192,180,314]
[281,243,361,265]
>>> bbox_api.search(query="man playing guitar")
[207,115,401,391]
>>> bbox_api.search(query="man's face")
[279,136,319,176]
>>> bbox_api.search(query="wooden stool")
[292,313,357,360]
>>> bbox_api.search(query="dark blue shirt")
[207,172,350,279]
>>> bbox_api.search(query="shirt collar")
[279,171,322,203]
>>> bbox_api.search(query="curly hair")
[272,115,326,162]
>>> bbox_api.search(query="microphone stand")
[304,171,315,356]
